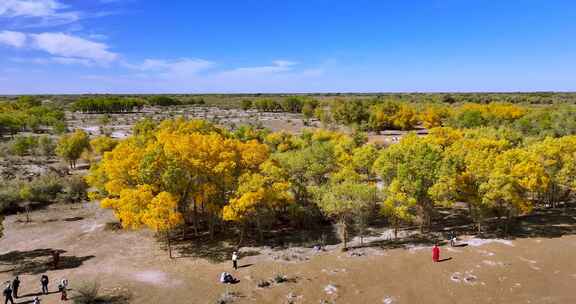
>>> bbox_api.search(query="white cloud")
[126,58,214,77]
[273,60,297,67]
[30,32,118,63]
[1,0,62,17]
[0,30,27,47]
[0,31,118,65]
[50,57,94,66]
[0,0,80,25]
[220,60,298,77]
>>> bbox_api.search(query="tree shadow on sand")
[170,225,339,263]
[428,203,576,241]
[0,248,94,275]
[354,234,443,250]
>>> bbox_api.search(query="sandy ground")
[1,203,576,304]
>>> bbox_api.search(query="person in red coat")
[432,243,440,262]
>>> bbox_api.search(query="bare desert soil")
[1,203,576,304]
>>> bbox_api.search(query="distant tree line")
[0,96,66,136]
[71,96,206,113]
[310,98,576,136]
[147,96,205,106]
[71,97,145,113]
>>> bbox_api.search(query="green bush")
[37,136,56,156]
[61,176,88,203]
[241,99,253,110]
[23,174,64,203]
[448,110,487,129]
[10,136,38,156]
[0,183,22,211]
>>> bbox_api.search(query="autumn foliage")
[86,111,576,249]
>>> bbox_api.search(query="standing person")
[33,296,41,304]
[448,231,455,247]
[232,251,239,270]
[58,281,67,301]
[59,278,69,299]
[41,275,49,295]
[3,284,14,304]
[432,243,440,262]
[60,278,68,290]
[11,277,19,299]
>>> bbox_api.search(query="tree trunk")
[166,230,173,259]
[393,217,399,240]
[208,213,215,240]
[338,219,348,251]
[256,213,264,243]
[238,222,246,248]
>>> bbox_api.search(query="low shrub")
[60,176,88,203]
[72,281,100,304]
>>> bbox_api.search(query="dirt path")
[1,204,575,303]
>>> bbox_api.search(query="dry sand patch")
[1,204,576,303]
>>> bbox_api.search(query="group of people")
[432,231,460,262]
[3,275,69,304]
[218,251,240,284]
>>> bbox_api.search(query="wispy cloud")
[0,0,80,27]
[31,32,117,63]
[0,30,27,47]
[0,31,118,65]
[220,60,297,77]
[125,58,214,77]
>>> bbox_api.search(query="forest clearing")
[1,93,576,303]
[1,202,576,304]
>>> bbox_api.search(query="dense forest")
[87,117,576,249]
[1,93,576,251]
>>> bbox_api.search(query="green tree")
[373,134,443,232]
[240,99,253,111]
[313,177,377,250]
[56,129,90,168]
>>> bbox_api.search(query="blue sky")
[1,0,575,94]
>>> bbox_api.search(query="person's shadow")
[438,257,453,262]
[18,291,59,298]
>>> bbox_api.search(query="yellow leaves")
[238,139,269,169]
[87,118,279,230]
[420,104,450,129]
[426,127,463,148]
[90,136,118,156]
[101,185,182,231]
[142,192,183,232]
[369,102,418,130]
[265,131,300,152]
[159,131,268,177]
[224,161,293,222]
[393,104,419,130]
[382,179,416,223]
[457,103,526,122]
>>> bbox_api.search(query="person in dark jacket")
[41,275,49,295]
[3,284,14,304]
[10,277,19,299]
